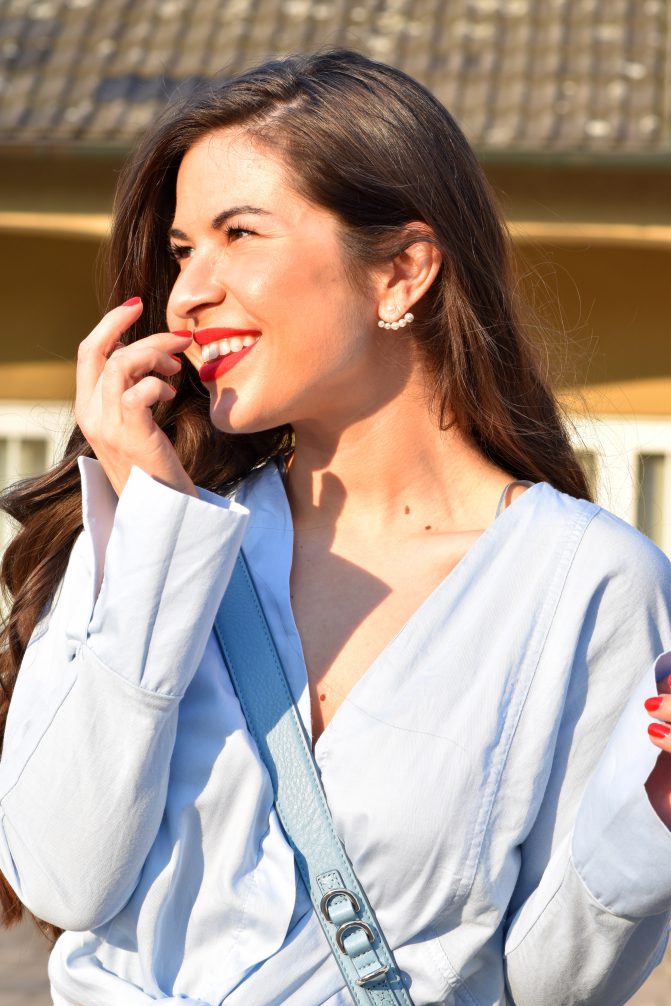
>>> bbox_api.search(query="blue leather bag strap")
[212,551,414,1006]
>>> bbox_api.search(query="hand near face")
[75,298,197,497]
[644,673,671,829]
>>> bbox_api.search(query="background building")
[0,0,669,555]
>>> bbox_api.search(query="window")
[576,449,599,499]
[637,454,667,547]
[0,401,71,557]
[570,414,671,555]
[0,435,50,491]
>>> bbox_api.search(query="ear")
[375,223,442,323]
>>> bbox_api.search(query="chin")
[209,401,288,437]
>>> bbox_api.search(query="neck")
[285,394,508,538]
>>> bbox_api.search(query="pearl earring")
[377,309,414,331]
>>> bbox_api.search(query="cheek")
[247,242,346,311]
[235,252,293,307]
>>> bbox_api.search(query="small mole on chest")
[319,693,326,702]
[404,505,410,514]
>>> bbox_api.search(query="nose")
[167,253,226,325]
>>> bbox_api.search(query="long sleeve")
[0,458,248,932]
[503,509,671,1005]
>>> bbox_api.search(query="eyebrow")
[169,205,271,240]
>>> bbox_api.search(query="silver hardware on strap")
[336,919,375,953]
[356,964,391,987]
[215,554,415,1004]
[320,888,361,922]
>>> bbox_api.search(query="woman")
[1,49,670,1006]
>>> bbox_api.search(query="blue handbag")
[213,551,414,1006]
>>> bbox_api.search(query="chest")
[289,529,483,745]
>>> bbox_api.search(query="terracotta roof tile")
[0,0,668,155]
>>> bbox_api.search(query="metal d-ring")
[319,888,361,923]
[335,919,375,953]
[356,963,391,986]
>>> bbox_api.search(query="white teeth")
[201,335,259,362]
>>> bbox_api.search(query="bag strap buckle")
[356,964,391,987]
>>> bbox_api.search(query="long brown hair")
[0,48,589,936]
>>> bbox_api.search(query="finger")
[98,347,178,431]
[104,343,183,382]
[644,695,671,721]
[120,375,177,414]
[648,721,671,747]
[103,331,193,380]
[125,331,192,362]
[76,298,144,409]
[645,688,671,747]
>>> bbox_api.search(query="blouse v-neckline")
[242,463,541,754]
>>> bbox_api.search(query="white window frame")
[0,399,74,551]
[570,413,671,555]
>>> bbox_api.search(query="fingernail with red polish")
[172,330,192,338]
[648,723,670,740]
[122,296,141,307]
[645,696,664,713]
[169,354,181,363]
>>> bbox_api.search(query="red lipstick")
[194,327,262,383]
[199,344,257,383]
[193,328,261,346]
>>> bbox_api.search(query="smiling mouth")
[195,330,261,383]
[200,334,260,362]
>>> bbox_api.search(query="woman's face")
[166,129,404,436]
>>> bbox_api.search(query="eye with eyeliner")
[168,222,255,262]
[168,244,192,262]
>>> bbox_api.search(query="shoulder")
[512,484,671,640]
[553,486,669,589]
[530,482,670,581]
[519,491,671,709]
[531,486,671,655]
[581,505,671,582]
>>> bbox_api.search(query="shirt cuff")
[572,650,671,918]
[78,456,119,599]
[85,462,249,697]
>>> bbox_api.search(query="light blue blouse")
[1,457,671,1006]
